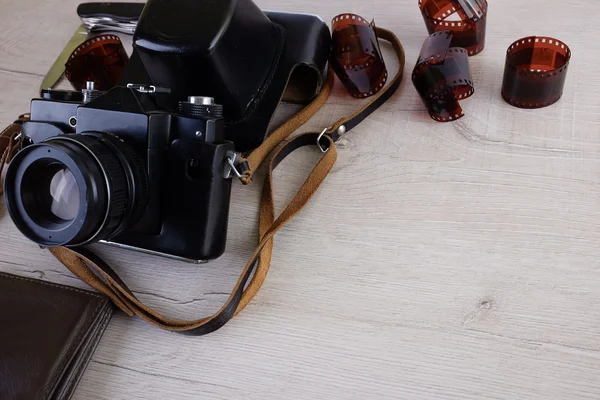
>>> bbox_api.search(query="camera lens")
[4,132,148,247]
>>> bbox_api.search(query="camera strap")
[0,115,29,194]
[5,26,405,335]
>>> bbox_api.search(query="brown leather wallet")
[0,272,114,400]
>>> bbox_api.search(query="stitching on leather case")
[226,23,286,126]
[44,299,105,400]
[0,272,105,300]
[57,302,113,399]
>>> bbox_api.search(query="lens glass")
[48,167,80,221]
[21,161,81,226]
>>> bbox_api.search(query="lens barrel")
[4,132,148,247]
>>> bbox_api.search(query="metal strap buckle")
[224,151,249,180]
[317,128,330,153]
[126,84,171,94]
[81,17,138,35]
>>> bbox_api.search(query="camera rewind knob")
[178,96,223,119]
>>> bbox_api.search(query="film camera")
[4,86,234,262]
[3,0,329,262]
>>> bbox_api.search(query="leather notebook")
[0,272,114,400]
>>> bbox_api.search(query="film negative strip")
[501,36,571,109]
[418,0,487,56]
[65,35,129,91]
[412,31,474,122]
[330,13,388,98]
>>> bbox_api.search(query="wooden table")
[1,0,599,398]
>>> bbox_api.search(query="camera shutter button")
[82,81,104,104]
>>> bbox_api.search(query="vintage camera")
[4,85,235,262]
[3,0,330,262]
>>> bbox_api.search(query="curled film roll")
[330,13,388,98]
[65,35,129,91]
[419,0,487,56]
[501,36,571,109]
[412,30,474,122]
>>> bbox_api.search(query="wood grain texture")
[1,0,600,398]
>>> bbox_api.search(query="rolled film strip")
[501,36,571,109]
[418,0,487,56]
[65,35,129,91]
[330,13,388,98]
[412,31,474,122]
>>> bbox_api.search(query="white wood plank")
[1,0,600,398]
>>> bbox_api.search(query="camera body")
[8,86,234,262]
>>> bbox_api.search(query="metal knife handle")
[77,3,144,21]
[77,2,144,34]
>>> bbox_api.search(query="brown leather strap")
[240,27,405,183]
[238,69,335,185]
[0,114,29,194]
[7,27,405,335]
[326,27,405,140]
[50,133,338,334]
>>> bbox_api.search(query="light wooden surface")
[1,0,600,398]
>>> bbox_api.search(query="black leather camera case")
[123,0,331,152]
